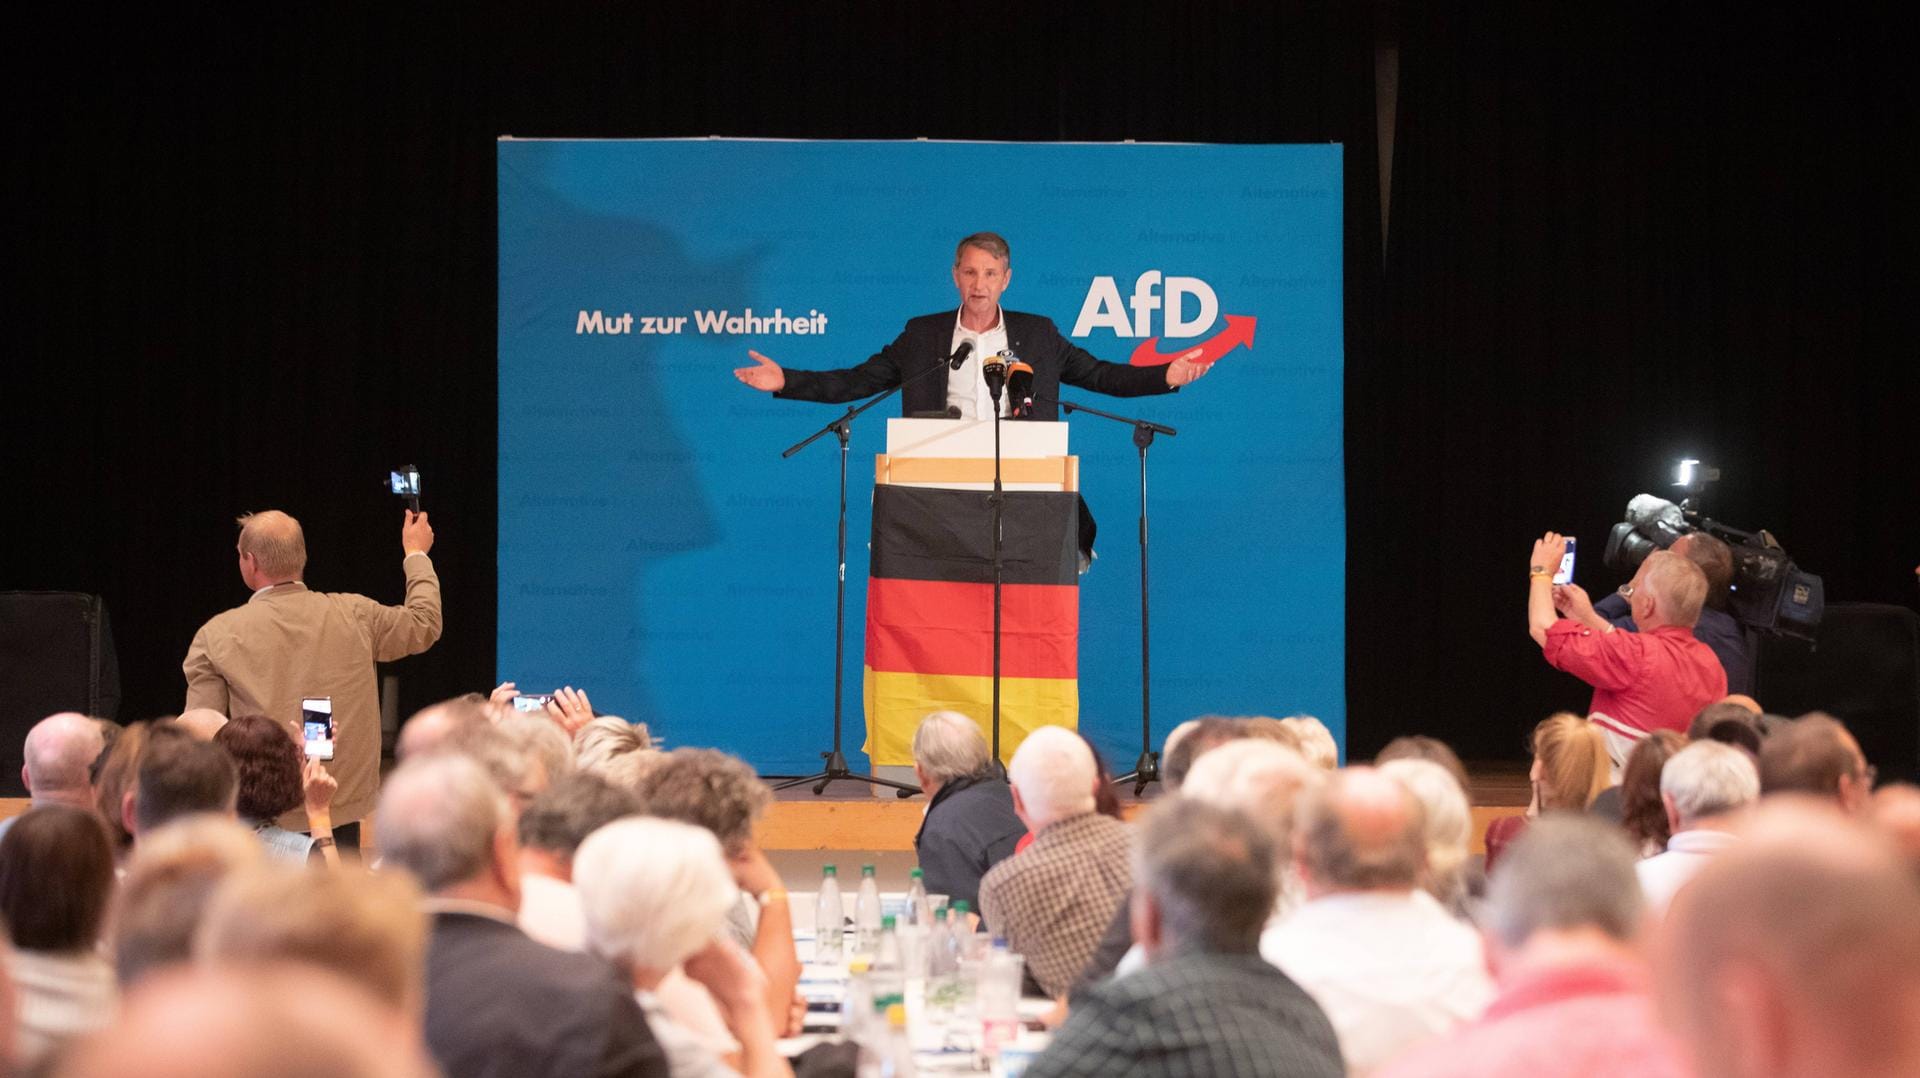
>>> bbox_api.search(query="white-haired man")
[1263,767,1493,1072]
[375,755,667,1078]
[1635,740,1759,914]
[912,711,1025,915]
[977,725,1132,997]
[186,509,443,845]
[0,712,104,843]
[1528,535,1727,769]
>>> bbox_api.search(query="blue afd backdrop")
[498,139,1344,773]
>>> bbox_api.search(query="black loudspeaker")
[1756,603,1920,785]
[0,592,122,797]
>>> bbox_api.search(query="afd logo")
[1071,271,1257,367]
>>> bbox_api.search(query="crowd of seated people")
[3,682,1919,1078]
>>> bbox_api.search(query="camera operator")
[184,509,443,848]
[1590,532,1751,695]
[1527,532,1726,774]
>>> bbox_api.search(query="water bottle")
[871,914,905,1012]
[905,867,930,930]
[856,1002,917,1078]
[842,957,874,1044]
[855,863,882,955]
[816,864,844,962]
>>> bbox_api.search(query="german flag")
[862,484,1079,766]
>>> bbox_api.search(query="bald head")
[1297,766,1427,894]
[23,712,105,806]
[235,510,306,586]
[57,963,437,1078]
[1658,802,1920,1078]
[396,696,491,761]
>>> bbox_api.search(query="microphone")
[948,339,975,370]
[982,352,1008,403]
[1624,493,1691,546]
[1006,359,1035,418]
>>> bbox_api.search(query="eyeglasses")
[1616,583,1635,599]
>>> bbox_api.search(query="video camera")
[1600,461,1823,642]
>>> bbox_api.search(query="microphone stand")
[771,355,960,797]
[1035,395,1176,795]
[987,373,1007,771]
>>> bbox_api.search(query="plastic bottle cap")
[909,867,923,878]
[935,908,948,921]
[952,900,971,913]
[881,914,896,929]
[823,864,837,876]
[886,1002,908,1028]
[861,864,876,875]
[848,958,871,974]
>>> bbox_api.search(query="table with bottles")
[780,864,1053,1076]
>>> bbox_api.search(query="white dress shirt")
[1261,888,1494,1075]
[1636,827,1739,915]
[947,307,1011,419]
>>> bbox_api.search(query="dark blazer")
[776,309,1176,419]
[423,911,668,1078]
[914,773,1027,918]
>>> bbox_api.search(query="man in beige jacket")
[184,509,442,844]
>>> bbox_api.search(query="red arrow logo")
[1128,314,1257,367]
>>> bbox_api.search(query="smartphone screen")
[301,697,335,760]
[512,694,553,713]
[1552,537,1578,585]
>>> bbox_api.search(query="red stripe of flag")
[864,577,1078,680]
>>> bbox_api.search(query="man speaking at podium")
[732,232,1214,412]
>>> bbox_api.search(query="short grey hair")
[1380,758,1473,881]
[1183,739,1322,870]
[575,817,738,973]
[1297,767,1426,891]
[912,711,990,783]
[375,756,509,894]
[24,712,105,793]
[1484,815,1643,949]
[235,510,307,579]
[1278,716,1338,769]
[517,771,642,858]
[497,715,574,787]
[1643,550,1708,629]
[1661,740,1760,826]
[1136,798,1275,955]
[955,231,1010,264]
[1006,725,1096,828]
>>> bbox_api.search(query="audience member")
[1592,531,1752,694]
[979,726,1133,998]
[1161,715,1243,791]
[1636,741,1759,914]
[499,713,575,786]
[1088,739,1325,988]
[1606,729,1685,853]
[517,772,644,950]
[375,755,668,1078]
[126,726,238,842]
[0,712,105,845]
[1376,816,1686,1078]
[110,816,265,987]
[1378,758,1475,918]
[443,719,553,814]
[1374,735,1470,796]
[197,865,427,1012]
[1686,700,1764,749]
[1279,715,1339,769]
[1484,713,1610,873]
[185,509,442,845]
[911,711,1024,916]
[1528,535,1726,769]
[1657,803,1920,1078]
[1240,715,1306,752]
[574,715,656,775]
[1757,711,1873,812]
[214,714,339,864]
[54,963,438,1078]
[396,694,491,761]
[575,817,794,1078]
[0,806,119,1068]
[171,707,229,741]
[1262,767,1492,1072]
[92,721,150,856]
[1030,799,1342,1078]
[629,749,799,1032]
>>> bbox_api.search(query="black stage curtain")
[4,4,1914,764]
